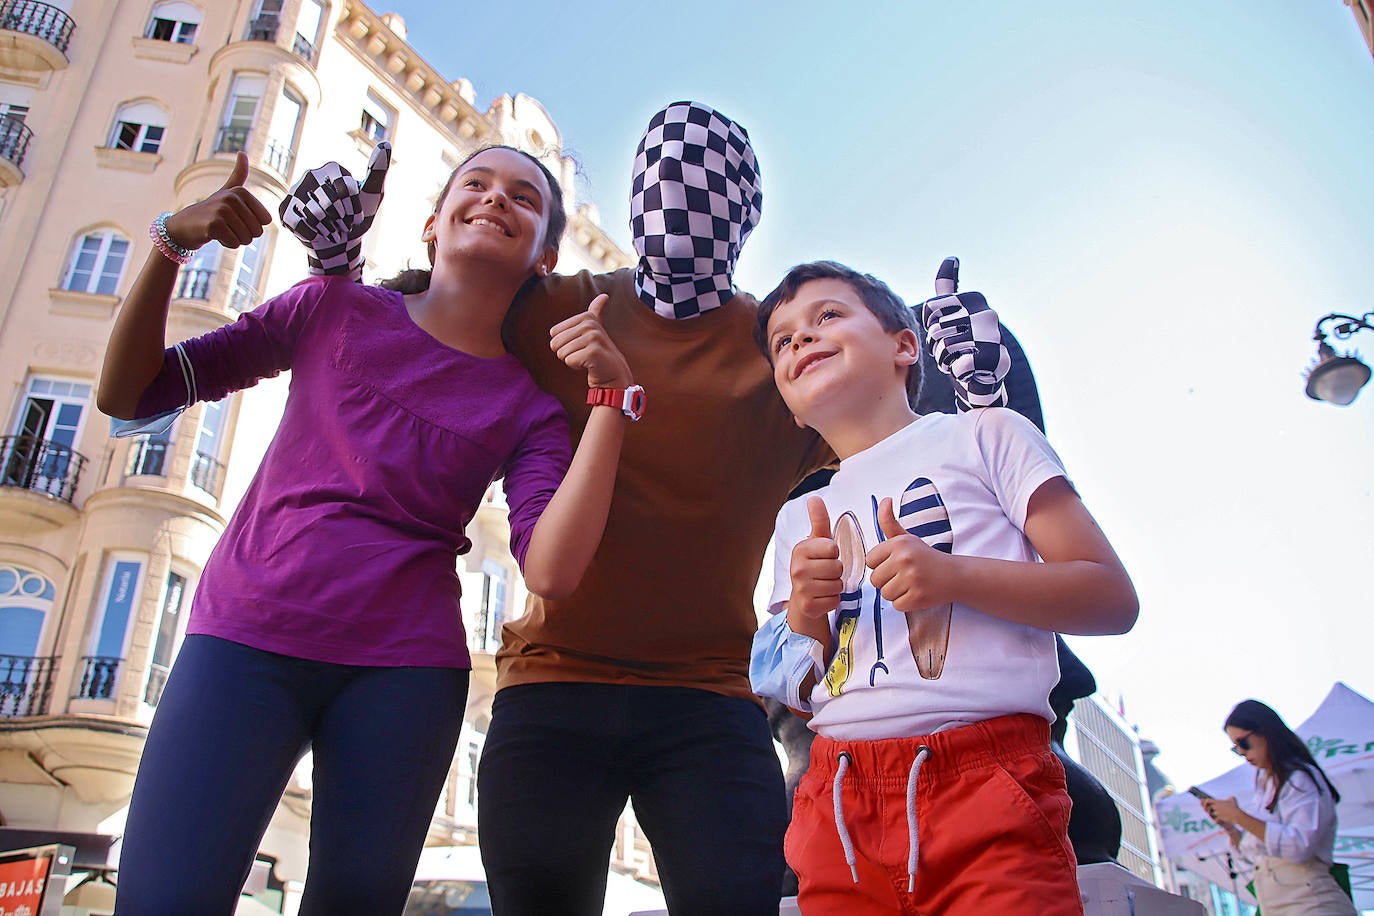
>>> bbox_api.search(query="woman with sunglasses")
[1200,699,1355,915]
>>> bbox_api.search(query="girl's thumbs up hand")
[164,151,274,251]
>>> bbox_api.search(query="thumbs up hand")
[550,294,634,390]
[788,496,844,621]
[164,151,274,250]
[866,497,955,613]
[919,257,1012,411]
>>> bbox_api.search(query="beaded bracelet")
[150,211,194,265]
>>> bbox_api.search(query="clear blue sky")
[372,0,1374,788]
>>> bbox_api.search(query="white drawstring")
[906,745,931,892]
[832,751,859,883]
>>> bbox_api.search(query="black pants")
[478,682,788,915]
[116,635,469,916]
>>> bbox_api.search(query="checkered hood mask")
[631,102,762,319]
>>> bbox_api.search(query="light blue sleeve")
[750,612,824,713]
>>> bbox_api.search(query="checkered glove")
[919,257,1011,410]
[278,142,391,282]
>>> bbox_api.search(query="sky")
[368,1,1374,791]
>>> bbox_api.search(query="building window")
[145,1,202,43]
[109,101,169,154]
[4,378,89,501]
[264,88,304,178]
[78,555,146,700]
[292,0,324,63]
[245,0,284,42]
[218,74,265,154]
[62,230,130,295]
[0,565,56,718]
[475,560,508,654]
[359,91,393,144]
[191,397,228,493]
[144,570,186,705]
[229,232,266,313]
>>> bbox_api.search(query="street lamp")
[1304,312,1373,406]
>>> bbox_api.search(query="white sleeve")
[973,407,1074,530]
[1263,770,1327,862]
[765,496,809,615]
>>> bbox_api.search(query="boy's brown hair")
[755,260,921,405]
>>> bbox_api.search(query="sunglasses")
[1231,731,1255,755]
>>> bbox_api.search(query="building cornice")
[336,1,495,146]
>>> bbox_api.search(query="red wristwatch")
[586,384,646,421]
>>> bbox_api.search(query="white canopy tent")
[1156,682,1374,910]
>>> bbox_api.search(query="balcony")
[174,266,213,301]
[291,32,316,64]
[189,450,223,494]
[124,436,169,478]
[215,124,249,155]
[243,13,277,43]
[1,435,85,503]
[0,655,54,718]
[263,137,294,179]
[0,0,74,71]
[74,656,120,701]
[0,114,30,186]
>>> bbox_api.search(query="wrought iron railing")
[215,125,250,155]
[144,663,170,706]
[0,435,86,503]
[189,450,223,493]
[263,138,294,178]
[0,114,32,170]
[0,655,54,717]
[125,436,168,478]
[0,0,75,55]
[175,267,213,300]
[74,655,120,700]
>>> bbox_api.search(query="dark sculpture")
[769,321,1123,896]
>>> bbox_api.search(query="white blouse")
[1238,767,1339,866]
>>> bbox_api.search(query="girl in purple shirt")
[99,146,637,914]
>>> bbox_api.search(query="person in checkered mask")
[282,100,1027,914]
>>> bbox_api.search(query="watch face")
[626,385,646,420]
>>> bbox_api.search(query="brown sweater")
[498,269,830,702]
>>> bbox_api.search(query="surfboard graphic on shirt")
[822,511,866,697]
[896,477,955,679]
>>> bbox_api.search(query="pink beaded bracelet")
[150,211,194,265]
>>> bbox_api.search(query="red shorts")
[785,714,1081,915]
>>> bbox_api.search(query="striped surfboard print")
[898,478,954,679]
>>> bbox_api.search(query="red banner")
[0,855,52,915]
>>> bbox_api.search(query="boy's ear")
[894,328,921,367]
[421,213,437,244]
[794,413,810,430]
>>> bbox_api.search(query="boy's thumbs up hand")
[164,151,273,251]
[866,498,954,613]
[788,496,843,621]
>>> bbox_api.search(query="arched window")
[0,565,55,659]
[144,1,201,43]
[109,100,169,154]
[62,229,130,295]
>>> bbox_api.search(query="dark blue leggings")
[115,635,469,916]
[478,683,788,916]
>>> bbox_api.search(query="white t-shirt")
[763,409,1068,740]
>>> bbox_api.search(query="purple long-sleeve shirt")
[136,276,570,668]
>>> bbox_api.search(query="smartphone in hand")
[1186,786,1213,801]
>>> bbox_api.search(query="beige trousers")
[1252,857,1357,916]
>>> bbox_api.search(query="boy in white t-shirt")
[750,261,1138,914]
